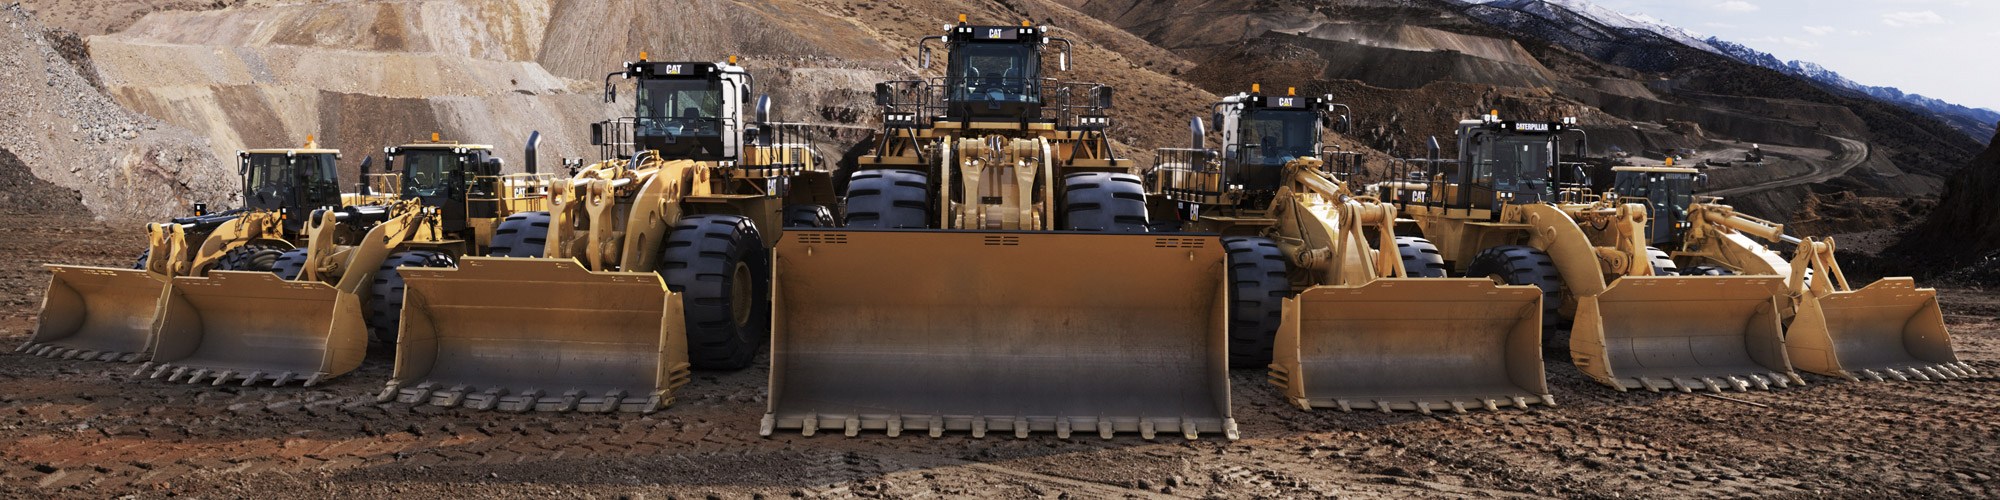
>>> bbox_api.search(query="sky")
[1576,0,2000,111]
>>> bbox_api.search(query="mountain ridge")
[1705,36,2000,141]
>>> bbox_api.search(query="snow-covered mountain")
[1462,0,1722,54]
[1708,37,2000,140]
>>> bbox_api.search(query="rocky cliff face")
[1913,127,2000,264]
[0,4,231,221]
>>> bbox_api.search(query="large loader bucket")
[20,266,167,362]
[1269,279,1549,413]
[378,258,689,413]
[1571,276,1800,392]
[134,271,367,386]
[1786,278,1974,381]
[765,230,1235,440]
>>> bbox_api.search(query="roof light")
[1287,87,1296,96]
[1022,20,1031,27]
[1251,83,1261,94]
[728,55,739,65]
[639,51,649,61]
[432,132,441,142]
[958,13,967,23]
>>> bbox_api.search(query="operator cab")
[384,138,503,232]
[238,146,342,234]
[1611,165,1704,246]
[939,25,1049,120]
[1436,116,1581,214]
[1214,90,1348,198]
[599,59,750,161]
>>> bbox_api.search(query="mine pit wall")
[84,0,898,185]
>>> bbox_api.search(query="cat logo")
[662,64,685,75]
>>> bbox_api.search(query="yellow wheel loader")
[1146,88,1549,413]
[765,19,1233,439]
[24,142,345,362]
[1609,166,1971,382]
[1384,114,1800,393]
[134,137,554,386]
[382,57,832,413]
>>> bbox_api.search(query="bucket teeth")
[148,364,172,379]
[210,371,234,386]
[12,342,29,353]
[239,372,264,386]
[464,388,505,410]
[131,362,155,378]
[270,372,296,387]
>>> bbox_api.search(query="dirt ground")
[0,215,1995,499]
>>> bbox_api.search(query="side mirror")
[756,95,773,124]
[1096,87,1114,110]
[590,123,607,146]
[359,156,373,176]
[919,47,931,69]
[1059,50,1069,72]
[1696,173,1711,191]
[1337,115,1352,134]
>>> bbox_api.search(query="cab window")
[636,78,723,137]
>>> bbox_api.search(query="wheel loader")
[1145,88,1549,413]
[1382,113,1800,393]
[381,56,832,413]
[764,18,1234,439]
[134,136,555,386]
[1608,165,1973,382]
[22,140,346,363]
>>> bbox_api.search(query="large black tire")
[365,251,457,345]
[1681,265,1736,276]
[213,242,288,272]
[269,248,310,280]
[1061,172,1149,233]
[660,215,770,370]
[1224,237,1289,369]
[783,204,836,228]
[1645,246,1677,276]
[487,211,551,257]
[1467,245,1564,330]
[843,169,929,228]
[1396,236,1448,278]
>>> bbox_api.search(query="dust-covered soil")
[0,215,1996,499]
